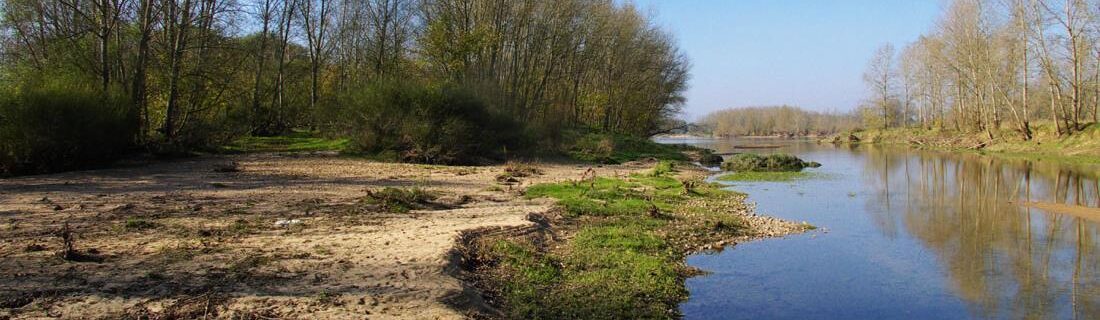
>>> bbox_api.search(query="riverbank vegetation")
[701,106,859,137]
[0,0,688,174]
[858,0,1098,143]
[463,162,806,318]
[835,122,1100,163]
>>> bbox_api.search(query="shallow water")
[670,138,1100,320]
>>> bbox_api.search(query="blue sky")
[631,0,943,120]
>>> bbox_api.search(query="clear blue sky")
[631,0,943,120]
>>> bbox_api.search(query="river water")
[670,138,1100,320]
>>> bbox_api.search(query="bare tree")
[299,0,331,111]
[865,43,897,129]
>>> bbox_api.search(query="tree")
[865,43,897,129]
[298,0,331,112]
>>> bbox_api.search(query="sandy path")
[0,153,644,319]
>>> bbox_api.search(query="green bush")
[0,75,137,175]
[720,153,821,172]
[319,81,523,164]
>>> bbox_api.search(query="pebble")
[275,219,302,227]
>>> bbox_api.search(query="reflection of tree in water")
[859,145,908,239]
[861,146,1100,319]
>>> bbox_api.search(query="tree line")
[700,106,858,137]
[863,0,1100,139]
[0,0,688,171]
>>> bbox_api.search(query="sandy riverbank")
[0,153,798,319]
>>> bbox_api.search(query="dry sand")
[0,153,794,319]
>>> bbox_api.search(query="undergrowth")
[221,130,349,153]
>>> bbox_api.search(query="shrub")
[0,75,137,175]
[697,149,724,167]
[319,81,523,164]
[496,161,544,182]
[650,160,675,176]
[363,187,438,213]
[720,153,821,172]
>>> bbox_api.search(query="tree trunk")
[132,0,153,141]
[164,0,193,142]
[251,0,274,134]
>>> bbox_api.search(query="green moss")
[480,164,761,319]
[717,171,822,182]
[221,130,349,153]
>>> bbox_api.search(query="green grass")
[483,219,685,319]
[717,171,821,182]
[477,163,766,319]
[650,160,675,176]
[221,130,349,153]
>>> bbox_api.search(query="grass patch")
[475,163,759,318]
[221,130,348,153]
[123,218,159,231]
[720,153,820,172]
[717,171,821,182]
[649,160,676,176]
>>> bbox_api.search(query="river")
[670,138,1100,319]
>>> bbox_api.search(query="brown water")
[669,138,1100,319]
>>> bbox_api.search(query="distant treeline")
[700,106,858,137]
[0,0,688,173]
[861,0,1099,138]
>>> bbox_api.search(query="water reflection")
[673,138,1100,319]
[862,146,1100,319]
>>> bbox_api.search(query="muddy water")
[671,139,1100,319]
